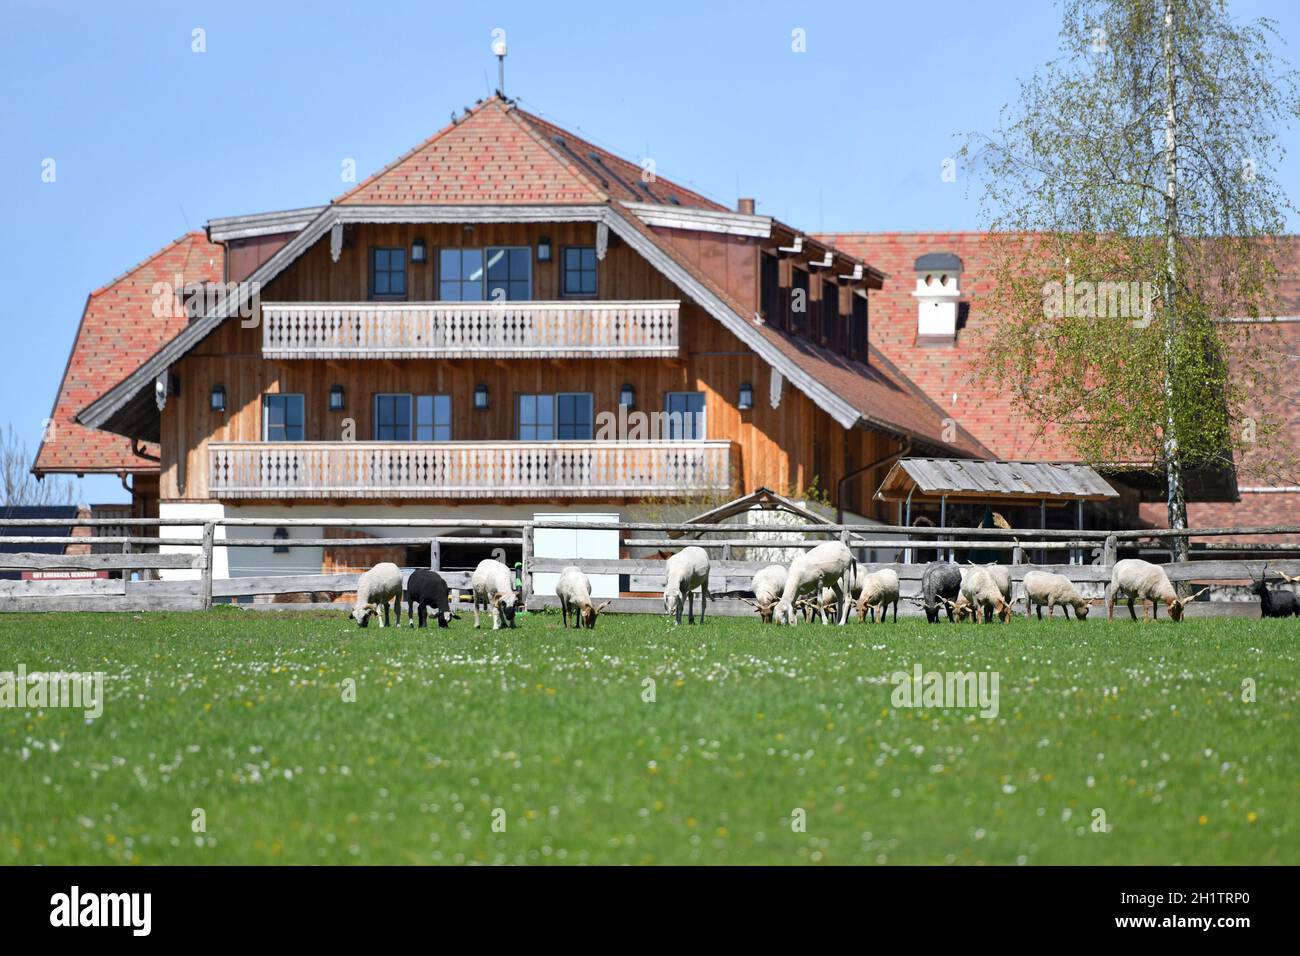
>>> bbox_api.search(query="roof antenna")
[491,29,507,97]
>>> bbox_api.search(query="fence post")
[199,522,215,610]
[430,538,441,572]
[121,539,132,583]
[1102,534,1118,567]
[521,524,533,605]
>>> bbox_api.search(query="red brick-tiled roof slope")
[334,96,726,210]
[815,231,1076,461]
[34,232,224,474]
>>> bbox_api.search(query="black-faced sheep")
[406,569,458,628]
[350,562,403,628]
[920,561,963,623]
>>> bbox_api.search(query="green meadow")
[1,609,1295,865]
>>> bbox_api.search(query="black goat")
[406,569,459,628]
[1251,566,1300,618]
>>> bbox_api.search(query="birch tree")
[966,0,1299,561]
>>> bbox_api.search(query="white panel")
[532,513,619,598]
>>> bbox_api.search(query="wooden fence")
[2,515,1299,615]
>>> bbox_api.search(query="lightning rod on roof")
[491,29,507,97]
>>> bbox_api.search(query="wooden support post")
[1102,534,1118,567]
[430,538,441,571]
[121,539,132,583]
[520,524,533,604]
[199,522,215,611]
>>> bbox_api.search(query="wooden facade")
[161,221,902,516]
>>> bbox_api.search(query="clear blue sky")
[3,0,1297,503]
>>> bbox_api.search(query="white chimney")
[912,252,963,338]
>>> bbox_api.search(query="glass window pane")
[433,395,450,427]
[463,249,483,282]
[267,397,284,427]
[374,249,388,270]
[391,270,406,296]
[486,248,509,279]
[391,249,404,270]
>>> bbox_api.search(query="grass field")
[1,608,1296,865]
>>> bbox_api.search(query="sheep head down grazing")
[471,558,522,630]
[349,562,403,628]
[663,546,710,625]
[1105,559,1209,622]
[773,541,855,626]
[556,566,610,629]
[742,564,788,624]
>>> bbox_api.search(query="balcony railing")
[209,441,732,499]
[261,300,680,359]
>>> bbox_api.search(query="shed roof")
[874,458,1119,503]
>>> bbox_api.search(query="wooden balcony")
[261,300,680,359]
[208,440,732,500]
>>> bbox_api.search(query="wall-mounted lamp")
[537,236,552,262]
[210,384,226,412]
[738,382,754,410]
[329,384,346,412]
[411,237,427,263]
[619,384,635,409]
[474,384,490,410]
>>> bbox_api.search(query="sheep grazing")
[556,566,610,629]
[471,558,522,630]
[742,564,788,623]
[405,569,458,628]
[1105,559,1208,622]
[774,541,856,626]
[663,546,710,625]
[349,562,403,628]
[956,565,1012,623]
[970,562,1012,605]
[919,561,963,623]
[799,586,839,624]
[1022,570,1090,620]
[855,568,900,623]
[1249,566,1300,618]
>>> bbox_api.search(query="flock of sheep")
[340,545,1290,630]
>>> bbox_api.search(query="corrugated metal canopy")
[874,458,1119,503]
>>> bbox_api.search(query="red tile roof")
[334,96,727,210]
[35,232,223,474]
[815,232,1082,461]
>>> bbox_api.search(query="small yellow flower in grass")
[686,817,697,828]
[106,834,116,845]
[244,700,253,709]
[1198,815,1209,826]
[775,733,785,741]
[716,827,729,838]
[1247,812,1258,823]
[755,712,765,721]
[204,702,212,712]
[673,679,684,688]
[546,687,556,696]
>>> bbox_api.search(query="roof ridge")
[88,231,207,298]
[499,101,609,204]
[513,105,728,211]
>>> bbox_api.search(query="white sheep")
[471,558,521,630]
[350,562,403,628]
[742,564,788,623]
[955,566,1012,623]
[855,568,900,623]
[1106,559,1208,622]
[556,566,609,629]
[1022,570,1090,620]
[663,546,710,625]
[774,541,855,626]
